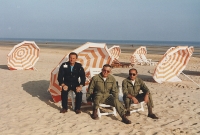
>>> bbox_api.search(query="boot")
[91,109,99,120]
[121,115,131,124]
[148,106,159,119]
[148,113,159,119]
[125,111,131,116]
[75,109,81,114]
[60,108,68,113]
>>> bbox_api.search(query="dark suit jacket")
[57,62,85,91]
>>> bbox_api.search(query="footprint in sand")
[172,128,187,135]
[133,123,141,129]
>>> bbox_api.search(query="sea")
[0,38,200,47]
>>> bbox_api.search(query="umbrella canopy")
[49,42,113,102]
[164,47,175,55]
[7,41,40,70]
[130,46,147,64]
[153,46,194,83]
[108,45,121,60]
[134,46,147,54]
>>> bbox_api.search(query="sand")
[0,41,200,135]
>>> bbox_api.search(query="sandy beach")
[0,41,200,135]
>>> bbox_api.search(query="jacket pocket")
[106,82,113,92]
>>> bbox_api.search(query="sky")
[0,0,200,42]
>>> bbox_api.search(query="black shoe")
[91,109,99,120]
[122,115,131,124]
[75,109,81,114]
[125,111,131,116]
[91,114,99,120]
[60,109,68,113]
[148,113,159,119]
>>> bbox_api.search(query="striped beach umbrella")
[130,46,147,64]
[49,42,113,102]
[164,47,175,55]
[7,41,40,70]
[134,46,147,55]
[108,45,121,60]
[153,46,194,83]
[109,45,121,66]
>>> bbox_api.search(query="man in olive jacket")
[58,52,85,114]
[122,68,158,119]
[86,64,131,124]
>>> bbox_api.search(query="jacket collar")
[98,72,111,80]
[66,61,77,67]
[127,77,139,84]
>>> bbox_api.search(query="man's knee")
[113,98,119,103]
[123,97,131,103]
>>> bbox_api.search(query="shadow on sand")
[0,65,9,70]
[22,80,93,115]
[183,70,200,76]
[22,80,61,110]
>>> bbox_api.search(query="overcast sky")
[0,0,199,41]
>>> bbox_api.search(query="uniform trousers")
[123,93,154,111]
[93,94,126,117]
[61,89,82,110]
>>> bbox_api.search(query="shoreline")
[0,40,200,58]
[0,38,199,46]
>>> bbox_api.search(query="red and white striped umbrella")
[108,45,121,60]
[164,47,175,55]
[49,42,113,102]
[130,46,147,64]
[153,46,194,83]
[7,41,40,70]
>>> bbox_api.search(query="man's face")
[69,54,77,65]
[102,66,111,78]
[129,70,137,81]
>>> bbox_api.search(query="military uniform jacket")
[122,77,150,98]
[86,73,118,101]
[57,62,85,91]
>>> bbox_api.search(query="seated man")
[57,52,85,114]
[122,68,158,119]
[86,64,131,124]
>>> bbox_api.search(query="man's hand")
[144,94,149,103]
[131,97,139,104]
[76,86,82,93]
[86,93,93,102]
[62,84,68,91]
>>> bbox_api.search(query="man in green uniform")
[86,64,131,124]
[122,68,158,119]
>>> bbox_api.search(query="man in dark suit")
[58,52,85,114]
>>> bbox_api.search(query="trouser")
[61,90,82,110]
[93,95,126,117]
[123,93,154,111]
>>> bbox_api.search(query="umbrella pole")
[181,72,200,87]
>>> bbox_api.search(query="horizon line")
[0,37,200,43]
